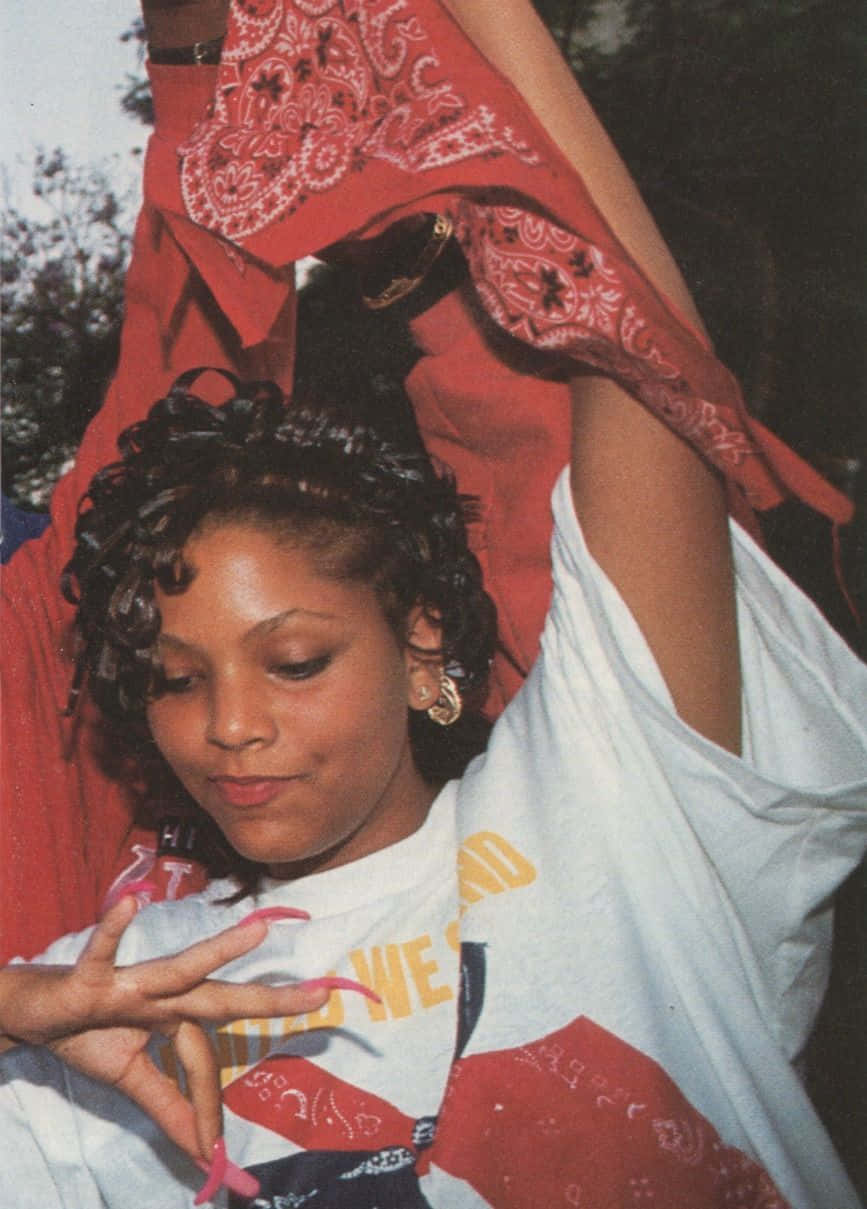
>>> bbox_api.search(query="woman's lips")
[208,777,296,808]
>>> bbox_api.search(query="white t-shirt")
[2,471,865,1209]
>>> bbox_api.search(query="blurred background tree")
[542,0,864,430]
[1,150,134,506]
[119,17,154,126]
[537,0,865,644]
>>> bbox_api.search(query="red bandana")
[168,0,850,526]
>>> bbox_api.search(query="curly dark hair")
[63,369,497,884]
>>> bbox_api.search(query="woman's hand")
[0,897,329,1162]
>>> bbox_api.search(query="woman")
[1,370,865,1208]
[0,2,864,1206]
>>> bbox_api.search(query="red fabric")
[98,825,209,916]
[167,0,850,526]
[0,67,292,961]
[407,287,571,708]
[425,1016,790,1207]
[225,1054,418,1152]
[222,1015,790,1207]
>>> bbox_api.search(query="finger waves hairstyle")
[63,370,496,880]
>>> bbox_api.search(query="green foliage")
[119,18,154,126]
[560,0,864,448]
[529,1,864,648]
[1,150,134,506]
[531,0,603,59]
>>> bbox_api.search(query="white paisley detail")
[180,0,539,242]
[452,201,758,474]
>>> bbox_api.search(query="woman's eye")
[156,672,200,695]
[272,655,330,681]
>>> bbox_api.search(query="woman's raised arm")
[443,0,741,751]
[568,376,741,753]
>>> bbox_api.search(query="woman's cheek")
[147,701,191,770]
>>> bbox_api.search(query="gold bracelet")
[361,214,454,310]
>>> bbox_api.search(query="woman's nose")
[205,678,276,751]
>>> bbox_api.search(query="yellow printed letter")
[463,832,536,889]
[402,935,453,1009]
[350,945,412,1021]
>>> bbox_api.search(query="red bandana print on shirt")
[223,1014,789,1207]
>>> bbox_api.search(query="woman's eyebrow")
[156,608,339,652]
[248,608,338,639]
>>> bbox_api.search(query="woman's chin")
[221,826,343,879]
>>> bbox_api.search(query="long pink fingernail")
[122,879,159,898]
[195,1152,260,1200]
[223,1159,260,1198]
[100,880,159,916]
[295,976,382,1003]
[238,906,310,926]
[194,1137,227,1204]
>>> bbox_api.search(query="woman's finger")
[174,1020,222,1159]
[124,1022,262,1202]
[132,916,287,998]
[115,1048,202,1160]
[76,896,140,972]
[161,979,349,1024]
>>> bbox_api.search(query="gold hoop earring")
[426,673,462,727]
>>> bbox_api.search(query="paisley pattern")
[174,0,853,525]
[225,1015,792,1207]
[219,945,792,1207]
[180,0,540,242]
[452,202,757,474]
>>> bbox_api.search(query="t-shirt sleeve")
[543,468,867,1058]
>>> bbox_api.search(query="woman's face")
[146,521,440,877]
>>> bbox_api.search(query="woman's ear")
[404,605,442,711]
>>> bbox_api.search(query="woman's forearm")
[141,0,228,49]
